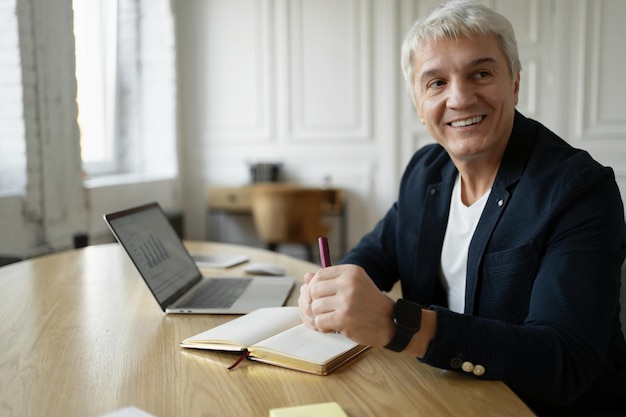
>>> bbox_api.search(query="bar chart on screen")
[140,234,170,268]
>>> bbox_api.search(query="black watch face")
[395,299,422,331]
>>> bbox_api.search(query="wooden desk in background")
[0,242,535,417]
[208,185,347,257]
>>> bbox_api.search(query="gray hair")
[401,0,521,100]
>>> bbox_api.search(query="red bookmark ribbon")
[227,349,250,371]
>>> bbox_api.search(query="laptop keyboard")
[182,278,252,309]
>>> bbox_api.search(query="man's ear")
[513,72,521,105]
[413,96,425,125]
[416,106,425,125]
[411,92,425,125]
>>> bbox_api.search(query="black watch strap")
[385,299,423,352]
[385,324,417,352]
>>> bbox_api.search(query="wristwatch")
[384,299,423,352]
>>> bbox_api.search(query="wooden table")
[0,242,535,417]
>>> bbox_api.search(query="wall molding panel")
[287,0,372,142]
[517,59,538,118]
[565,0,626,172]
[493,0,546,120]
[575,0,626,141]
[204,0,274,143]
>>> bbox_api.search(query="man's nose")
[446,80,477,109]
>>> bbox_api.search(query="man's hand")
[298,264,395,347]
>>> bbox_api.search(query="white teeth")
[451,116,483,127]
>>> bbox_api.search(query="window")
[0,0,27,195]
[73,0,117,175]
[73,0,177,181]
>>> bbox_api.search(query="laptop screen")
[105,203,200,306]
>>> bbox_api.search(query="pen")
[318,236,332,268]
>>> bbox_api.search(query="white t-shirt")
[439,174,491,313]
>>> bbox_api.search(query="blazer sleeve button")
[450,357,463,368]
[461,361,474,373]
[472,364,485,376]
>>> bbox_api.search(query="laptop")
[103,202,295,314]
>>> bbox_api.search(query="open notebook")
[181,307,369,375]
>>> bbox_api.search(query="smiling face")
[412,33,520,167]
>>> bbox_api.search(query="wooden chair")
[250,184,330,262]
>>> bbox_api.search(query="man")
[298,1,626,415]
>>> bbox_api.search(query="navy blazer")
[342,111,626,416]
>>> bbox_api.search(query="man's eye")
[474,71,491,79]
[428,80,445,89]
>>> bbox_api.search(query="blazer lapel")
[464,111,536,314]
[414,161,457,305]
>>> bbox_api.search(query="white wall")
[174,0,626,254]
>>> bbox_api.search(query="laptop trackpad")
[230,277,295,310]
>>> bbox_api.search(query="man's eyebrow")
[418,56,499,84]
[471,57,498,67]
